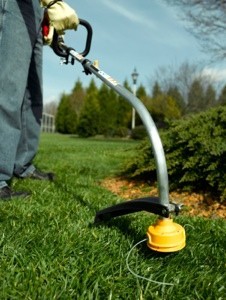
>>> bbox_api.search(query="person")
[0,0,79,200]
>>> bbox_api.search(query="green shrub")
[124,106,226,202]
[113,127,129,138]
[131,125,147,140]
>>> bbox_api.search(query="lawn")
[0,134,225,299]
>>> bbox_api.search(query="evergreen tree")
[136,84,149,126]
[152,81,162,99]
[218,84,226,106]
[70,78,86,118]
[55,80,86,134]
[167,86,186,115]
[115,80,132,129]
[187,79,205,114]
[149,94,181,127]
[77,79,100,137]
[55,93,77,134]
[205,84,216,109]
[55,93,68,133]
[137,84,147,101]
[98,83,118,136]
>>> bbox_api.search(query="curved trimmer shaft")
[68,49,170,206]
[51,21,186,252]
[52,27,181,217]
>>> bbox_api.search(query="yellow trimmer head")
[147,218,186,252]
[95,197,186,253]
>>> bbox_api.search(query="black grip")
[78,18,93,57]
[51,18,93,58]
[52,31,67,58]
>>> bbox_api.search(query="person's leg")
[0,0,44,198]
[13,37,54,181]
[0,0,34,188]
[13,1,54,181]
[13,27,43,177]
[13,40,55,181]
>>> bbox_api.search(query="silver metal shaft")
[66,48,170,207]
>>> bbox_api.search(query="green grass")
[0,134,225,299]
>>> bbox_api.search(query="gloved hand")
[41,0,79,45]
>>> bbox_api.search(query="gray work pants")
[0,0,43,188]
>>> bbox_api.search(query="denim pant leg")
[0,0,43,185]
[13,29,43,177]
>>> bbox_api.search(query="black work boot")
[27,169,55,181]
[0,186,31,200]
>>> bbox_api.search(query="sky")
[42,0,226,104]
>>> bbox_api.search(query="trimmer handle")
[52,18,93,58]
[78,19,93,57]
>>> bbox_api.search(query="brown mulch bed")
[101,177,226,219]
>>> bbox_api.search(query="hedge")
[124,106,226,202]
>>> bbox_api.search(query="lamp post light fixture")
[131,67,139,130]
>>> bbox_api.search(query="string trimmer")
[51,19,186,253]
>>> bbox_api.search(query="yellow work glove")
[41,0,79,45]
